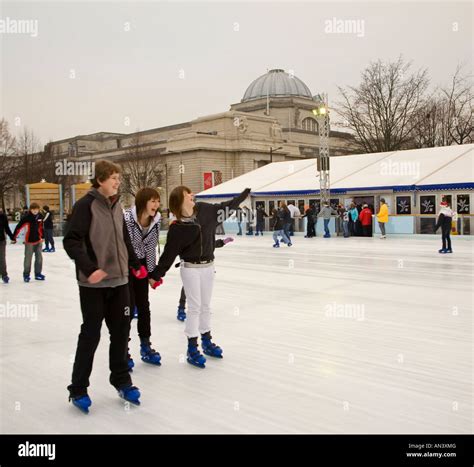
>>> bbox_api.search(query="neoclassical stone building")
[46,69,356,208]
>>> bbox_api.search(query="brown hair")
[169,185,192,220]
[91,160,122,188]
[29,202,40,210]
[135,187,160,217]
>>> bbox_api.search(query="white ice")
[0,234,472,434]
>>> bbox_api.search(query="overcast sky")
[1,1,472,145]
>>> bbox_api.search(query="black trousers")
[362,225,372,237]
[129,273,152,339]
[44,228,55,249]
[179,286,186,308]
[306,219,315,237]
[441,224,452,250]
[68,284,132,397]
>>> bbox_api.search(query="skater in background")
[0,208,15,284]
[255,205,268,236]
[244,206,254,235]
[176,236,234,322]
[279,202,292,241]
[42,205,55,252]
[287,203,300,236]
[434,199,456,254]
[318,202,335,238]
[338,204,350,238]
[271,208,291,247]
[376,198,389,239]
[63,160,142,413]
[359,204,373,237]
[124,187,162,370]
[348,203,358,236]
[13,202,45,282]
[152,185,251,368]
[303,204,316,238]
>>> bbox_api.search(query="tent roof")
[197,144,474,198]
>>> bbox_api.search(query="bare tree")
[441,66,473,145]
[120,134,163,197]
[0,119,20,210]
[412,66,473,148]
[17,126,41,186]
[336,57,429,153]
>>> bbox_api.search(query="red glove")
[131,265,148,279]
[150,278,163,289]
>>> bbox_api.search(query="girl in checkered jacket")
[124,188,162,369]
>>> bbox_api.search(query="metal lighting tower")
[312,93,330,205]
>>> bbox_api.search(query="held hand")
[149,278,163,289]
[87,269,108,284]
[223,237,234,245]
[131,265,148,279]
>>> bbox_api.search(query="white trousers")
[180,264,215,338]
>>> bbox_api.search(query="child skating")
[151,185,251,368]
[124,188,162,369]
[13,202,45,282]
[63,160,142,413]
[434,199,456,254]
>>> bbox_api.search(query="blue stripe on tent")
[195,182,474,199]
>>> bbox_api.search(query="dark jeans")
[179,286,186,308]
[323,219,330,236]
[342,221,350,237]
[24,243,42,275]
[283,222,292,239]
[362,225,372,237]
[441,225,452,250]
[256,220,265,234]
[306,219,315,237]
[68,284,132,397]
[289,219,295,236]
[44,228,55,249]
[129,272,152,339]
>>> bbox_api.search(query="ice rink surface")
[0,234,472,434]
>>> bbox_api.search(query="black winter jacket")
[0,213,14,242]
[152,188,251,280]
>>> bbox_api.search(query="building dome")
[242,69,313,102]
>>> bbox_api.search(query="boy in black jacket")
[0,209,15,283]
[13,202,45,282]
[63,160,143,413]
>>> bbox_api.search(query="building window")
[301,117,318,133]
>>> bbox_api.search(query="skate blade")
[119,396,141,406]
[203,351,223,359]
[141,358,162,366]
[187,358,206,368]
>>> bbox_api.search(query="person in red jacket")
[359,204,373,237]
[13,202,45,282]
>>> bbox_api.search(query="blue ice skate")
[117,385,141,405]
[140,340,161,365]
[201,334,223,359]
[187,345,206,368]
[70,395,92,414]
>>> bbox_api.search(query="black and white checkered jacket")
[124,206,161,274]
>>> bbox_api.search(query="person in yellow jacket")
[376,198,389,239]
